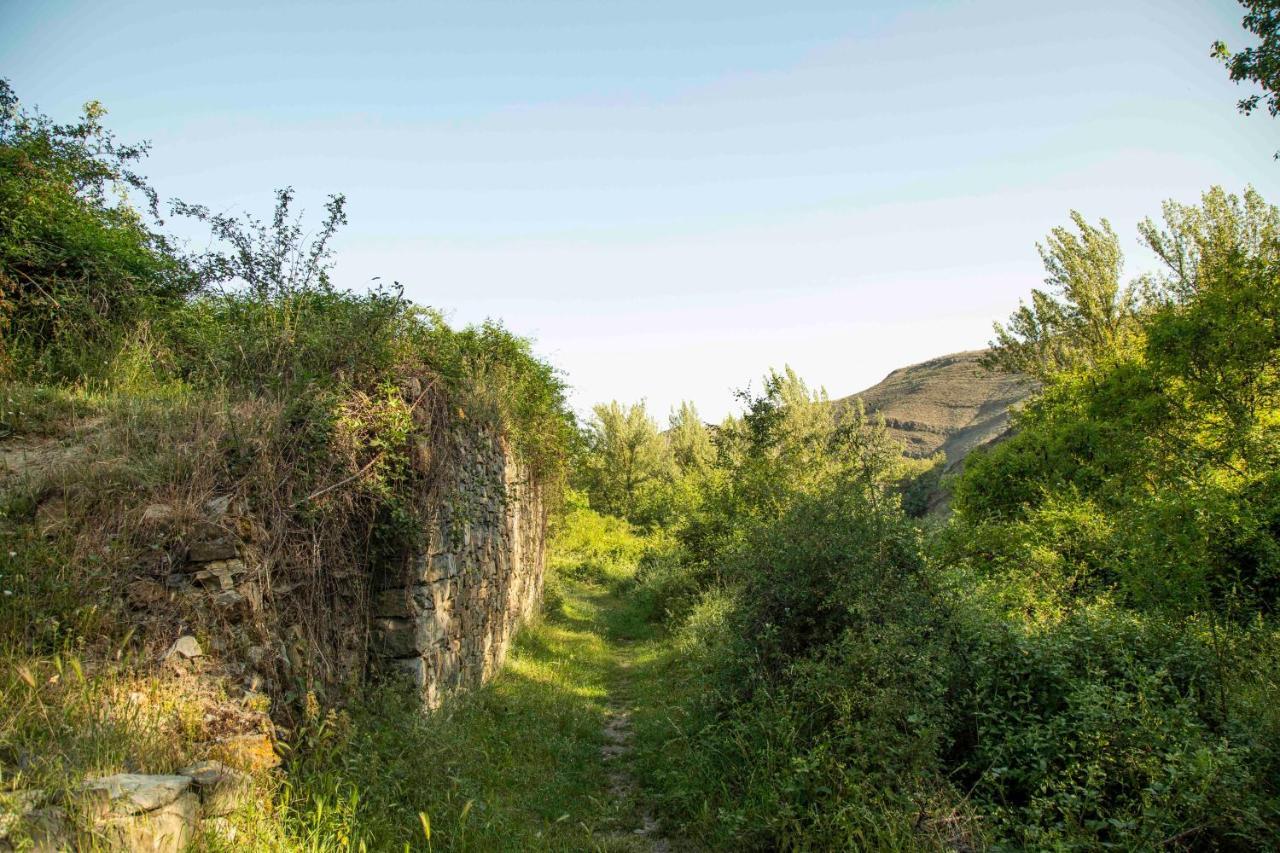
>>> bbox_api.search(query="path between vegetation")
[432,572,676,851]
[599,656,669,852]
[578,581,672,853]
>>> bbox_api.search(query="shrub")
[0,80,197,380]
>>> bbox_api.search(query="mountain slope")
[837,350,1037,469]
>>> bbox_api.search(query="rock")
[191,558,246,591]
[373,617,424,657]
[83,774,198,853]
[211,589,247,613]
[177,760,252,817]
[204,815,239,842]
[164,636,203,661]
[420,552,456,583]
[209,733,280,773]
[203,495,233,518]
[373,588,414,619]
[141,503,175,524]
[187,537,237,563]
[82,773,192,816]
[126,578,169,609]
[0,790,70,852]
[390,657,440,709]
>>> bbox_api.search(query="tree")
[667,401,713,472]
[1138,185,1280,302]
[0,79,195,378]
[581,400,673,520]
[1213,1,1280,155]
[988,212,1136,380]
[172,186,347,300]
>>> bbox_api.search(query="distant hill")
[836,350,1037,471]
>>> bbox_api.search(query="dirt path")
[599,658,669,852]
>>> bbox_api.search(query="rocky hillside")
[837,350,1037,470]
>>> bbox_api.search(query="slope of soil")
[836,350,1037,468]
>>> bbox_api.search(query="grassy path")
[321,573,673,851]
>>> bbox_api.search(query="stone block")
[420,552,456,583]
[373,617,421,657]
[96,792,197,853]
[177,760,252,818]
[188,537,238,563]
[373,588,415,619]
[418,609,451,646]
[391,656,427,687]
[191,558,246,591]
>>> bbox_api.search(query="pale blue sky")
[2,0,1275,420]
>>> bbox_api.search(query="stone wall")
[372,425,546,709]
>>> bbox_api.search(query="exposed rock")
[373,617,422,658]
[835,350,1036,467]
[140,503,175,524]
[203,495,233,518]
[83,773,191,816]
[190,558,246,591]
[211,589,247,613]
[83,773,197,852]
[177,760,251,817]
[0,790,70,852]
[187,537,238,563]
[203,816,239,843]
[164,635,203,661]
[373,588,415,619]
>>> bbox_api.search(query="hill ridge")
[837,349,1037,469]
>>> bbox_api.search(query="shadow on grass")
[280,574,655,852]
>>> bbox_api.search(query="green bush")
[0,80,196,380]
[947,598,1276,848]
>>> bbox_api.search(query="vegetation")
[0,81,575,848]
[5,68,1280,852]
[569,188,1280,849]
[1215,2,1280,142]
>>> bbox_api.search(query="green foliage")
[666,401,713,472]
[578,400,673,524]
[948,598,1276,848]
[0,79,196,380]
[547,488,649,587]
[988,211,1138,380]
[623,189,1280,849]
[1214,1,1280,154]
[960,186,1280,616]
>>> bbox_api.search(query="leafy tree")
[988,212,1136,380]
[961,186,1280,615]
[580,400,673,520]
[172,186,347,300]
[667,401,713,472]
[0,79,195,378]
[1213,1,1280,154]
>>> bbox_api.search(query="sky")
[2,0,1276,421]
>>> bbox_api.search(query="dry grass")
[0,374,460,845]
[837,350,1037,466]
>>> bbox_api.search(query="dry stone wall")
[372,425,546,709]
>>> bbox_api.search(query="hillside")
[837,350,1037,469]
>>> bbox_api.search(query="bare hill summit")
[837,350,1037,469]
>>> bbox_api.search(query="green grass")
[275,568,670,852]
